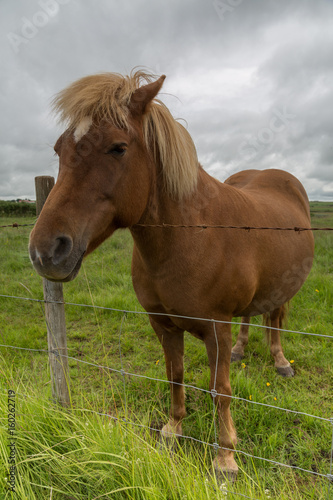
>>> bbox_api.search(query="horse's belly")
[238,252,313,316]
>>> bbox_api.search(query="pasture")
[0,202,332,499]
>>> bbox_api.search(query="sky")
[1,0,333,201]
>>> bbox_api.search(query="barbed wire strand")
[0,294,332,340]
[0,222,35,229]
[2,219,333,231]
[133,223,333,231]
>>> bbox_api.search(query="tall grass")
[0,203,332,499]
[1,358,329,500]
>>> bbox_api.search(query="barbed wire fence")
[0,222,35,229]
[2,221,333,231]
[1,212,333,498]
[0,292,332,498]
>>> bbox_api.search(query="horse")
[29,70,314,482]
[233,306,295,378]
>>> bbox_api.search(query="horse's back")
[224,169,311,221]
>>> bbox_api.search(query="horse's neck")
[130,168,223,262]
[140,167,220,224]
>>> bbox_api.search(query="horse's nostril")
[52,236,73,265]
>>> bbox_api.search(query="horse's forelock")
[52,71,151,131]
[52,70,199,199]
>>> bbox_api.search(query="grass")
[0,203,332,499]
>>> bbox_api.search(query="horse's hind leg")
[149,317,186,440]
[231,316,250,362]
[269,308,294,377]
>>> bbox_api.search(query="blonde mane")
[52,70,198,199]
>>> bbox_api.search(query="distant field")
[310,201,333,225]
[0,200,36,217]
[0,201,332,499]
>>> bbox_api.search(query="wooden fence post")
[35,176,71,407]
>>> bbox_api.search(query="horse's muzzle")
[29,232,85,282]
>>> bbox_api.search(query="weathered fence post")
[35,176,71,407]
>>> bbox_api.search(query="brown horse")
[29,71,314,481]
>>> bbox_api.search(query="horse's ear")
[129,75,166,116]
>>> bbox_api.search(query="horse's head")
[29,73,165,282]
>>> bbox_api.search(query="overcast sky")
[1,0,333,200]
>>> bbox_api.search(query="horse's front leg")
[149,316,186,439]
[204,321,238,482]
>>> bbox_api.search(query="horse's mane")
[52,70,198,199]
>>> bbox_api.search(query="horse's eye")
[106,144,127,157]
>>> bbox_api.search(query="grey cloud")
[0,0,332,200]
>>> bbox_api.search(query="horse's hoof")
[213,465,238,484]
[158,424,181,453]
[276,365,295,377]
[212,455,238,484]
[157,434,180,454]
[231,351,243,362]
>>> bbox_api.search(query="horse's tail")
[263,303,289,344]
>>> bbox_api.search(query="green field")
[0,202,332,499]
